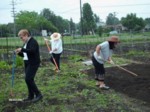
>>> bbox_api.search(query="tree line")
[0,3,150,37]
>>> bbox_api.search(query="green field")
[0,32,150,47]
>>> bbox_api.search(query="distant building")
[145,24,150,31]
[96,22,106,27]
[105,24,128,32]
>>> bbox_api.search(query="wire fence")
[0,32,150,62]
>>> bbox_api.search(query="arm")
[96,45,101,56]
[15,48,23,57]
[17,52,24,57]
[96,45,104,60]
[21,39,38,55]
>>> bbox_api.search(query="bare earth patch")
[85,63,150,111]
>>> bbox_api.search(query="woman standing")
[45,32,63,72]
[15,29,42,102]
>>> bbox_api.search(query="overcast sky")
[0,0,150,24]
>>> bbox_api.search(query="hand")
[109,60,115,65]
[97,55,103,60]
[53,48,57,51]
[44,38,48,41]
[15,48,22,54]
[49,51,53,54]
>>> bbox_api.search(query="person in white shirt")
[92,36,120,89]
[45,32,63,72]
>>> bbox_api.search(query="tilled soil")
[86,63,150,106]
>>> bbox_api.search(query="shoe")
[95,82,100,86]
[99,85,110,90]
[53,68,57,71]
[23,97,33,102]
[94,76,99,81]
[32,94,43,103]
[56,70,61,73]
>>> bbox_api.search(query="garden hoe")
[43,37,59,71]
[9,51,22,102]
[110,60,138,77]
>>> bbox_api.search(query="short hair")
[18,29,30,37]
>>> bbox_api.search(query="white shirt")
[50,39,63,54]
[94,41,113,64]
[23,37,31,60]
[23,43,28,60]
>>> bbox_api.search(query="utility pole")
[11,0,16,37]
[113,12,117,31]
[80,0,83,36]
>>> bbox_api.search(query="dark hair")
[109,41,116,49]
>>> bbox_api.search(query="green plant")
[16,56,23,67]
[0,61,11,69]
[68,55,85,62]
[126,50,148,56]
[81,89,90,98]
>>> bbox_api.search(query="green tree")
[16,11,56,35]
[16,11,38,31]
[121,13,145,31]
[82,3,96,35]
[40,8,56,26]
[94,14,100,23]
[145,18,150,31]
[36,15,58,34]
[7,23,15,36]
[40,8,52,20]
[97,26,103,37]
[134,18,145,31]
[69,18,75,34]
[40,8,70,33]
[145,18,150,24]
[106,13,119,26]
[0,24,9,37]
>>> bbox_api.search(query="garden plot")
[85,59,150,109]
[0,53,150,112]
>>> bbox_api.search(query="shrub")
[0,61,11,69]
[16,56,23,67]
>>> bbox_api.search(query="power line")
[92,3,150,8]
[1,3,150,14]
[55,3,150,14]
[57,7,79,13]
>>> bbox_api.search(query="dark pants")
[24,62,41,98]
[92,56,105,81]
[50,53,62,70]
